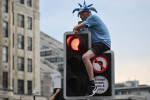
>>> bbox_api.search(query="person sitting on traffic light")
[72,1,111,97]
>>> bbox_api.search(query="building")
[0,0,45,99]
[40,32,63,99]
[115,80,139,88]
[40,31,64,87]
[40,31,64,73]
[114,80,150,100]
[40,58,61,99]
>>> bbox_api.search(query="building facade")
[40,31,64,82]
[114,80,150,100]
[40,32,63,99]
[40,31,64,72]
[0,0,44,99]
[40,58,61,99]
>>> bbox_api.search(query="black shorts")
[90,42,110,56]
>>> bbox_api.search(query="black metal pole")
[33,95,35,100]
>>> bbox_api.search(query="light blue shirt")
[82,14,111,48]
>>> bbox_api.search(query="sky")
[40,0,150,85]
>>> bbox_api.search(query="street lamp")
[32,90,36,100]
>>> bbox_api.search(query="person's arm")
[49,89,61,100]
[73,23,87,35]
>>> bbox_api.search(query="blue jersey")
[82,14,111,48]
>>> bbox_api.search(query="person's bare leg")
[83,50,99,97]
[82,50,95,81]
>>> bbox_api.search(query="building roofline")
[115,85,150,90]
[40,31,63,44]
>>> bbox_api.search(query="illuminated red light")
[71,38,80,51]
[67,36,81,51]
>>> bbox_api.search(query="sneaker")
[85,85,98,97]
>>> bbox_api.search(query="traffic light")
[64,31,114,100]
[64,31,91,99]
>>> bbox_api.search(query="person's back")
[82,14,111,48]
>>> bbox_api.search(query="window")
[27,0,32,7]
[28,37,32,51]
[18,14,24,28]
[47,57,63,63]
[13,12,14,25]
[28,59,32,72]
[13,79,14,89]
[13,56,14,69]
[13,34,14,47]
[3,0,8,12]
[18,80,24,94]
[40,50,55,57]
[3,21,8,37]
[18,57,24,71]
[27,17,32,30]
[57,57,63,62]
[58,64,64,68]
[3,72,8,88]
[18,0,24,4]
[45,51,51,56]
[18,35,24,49]
[40,45,49,49]
[2,46,8,62]
[27,81,32,94]
[40,51,45,57]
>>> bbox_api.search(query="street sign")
[90,50,115,99]
[95,76,109,94]
[92,55,108,73]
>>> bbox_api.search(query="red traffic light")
[67,36,84,51]
[64,31,91,98]
[71,38,79,51]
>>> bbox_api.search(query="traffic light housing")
[64,31,91,99]
[64,31,114,99]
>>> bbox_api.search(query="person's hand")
[73,25,80,35]
[74,29,80,35]
[49,89,61,100]
[56,89,61,94]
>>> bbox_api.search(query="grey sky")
[40,0,150,85]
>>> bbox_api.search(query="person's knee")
[82,53,89,62]
[82,50,95,62]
